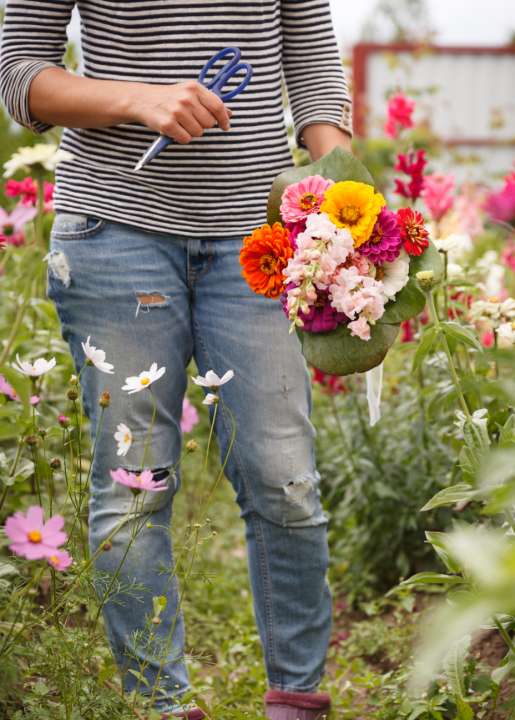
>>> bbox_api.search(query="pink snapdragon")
[329,266,386,340]
[5,177,54,213]
[0,204,37,247]
[384,93,416,138]
[110,468,168,493]
[5,505,67,561]
[421,173,455,222]
[484,173,515,225]
[180,397,199,433]
[280,175,334,224]
[394,149,427,201]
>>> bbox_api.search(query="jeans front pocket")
[51,212,106,241]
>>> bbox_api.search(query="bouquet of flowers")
[240,148,443,375]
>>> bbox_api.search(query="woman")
[0,2,353,717]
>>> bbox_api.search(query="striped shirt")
[0,0,352,238]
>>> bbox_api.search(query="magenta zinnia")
[280,175,334,224]
[358,208,402,264]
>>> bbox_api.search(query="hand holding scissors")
[133,47,253,172]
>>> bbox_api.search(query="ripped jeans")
[46,211,332,712]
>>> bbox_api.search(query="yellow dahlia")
[320,181,385,248]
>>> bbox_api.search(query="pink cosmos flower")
[384,93,416,138]
[5,177,54,213]
[501,240,515,272]
[0,204,37,247]
[30,395,41,406]
[484,174,515,225]
[0,374,18,400]
[421,173,455,222]
[5,506,67,560]
[47,549,73,571]
[110,467,168,493]
[180,397,199,433]
[280,175,334,224]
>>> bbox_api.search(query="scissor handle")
[199,47,253,101]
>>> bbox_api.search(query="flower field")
[0,89,515,720]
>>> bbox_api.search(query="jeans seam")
[252,511,281,685]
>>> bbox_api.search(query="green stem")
[33,173,46,248]
[494,615,515,656]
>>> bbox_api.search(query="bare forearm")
[302,123,353,161]
[28,67,141,128]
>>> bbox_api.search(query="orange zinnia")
[240,223,293,299]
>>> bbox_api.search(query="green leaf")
[127,669,149,687]
[440,322,483,351]
[425,531,462,574]
[296,321,399,376]
[412,326,439,372]
[379,277,426,324]
[409,240,445,284]
[443,634,471,700]
[398,572,463,588]
[421,484,478,512]
[267,147,376,225]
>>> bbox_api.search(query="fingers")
[196,83,231,131]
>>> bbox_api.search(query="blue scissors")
[133,47,253,172]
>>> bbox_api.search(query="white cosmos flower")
[121,363,166,394]
[191,369,234,388]
[3,143,74,178]
[81,336,114,374]
[380,251,410,301]
[496,322,515,349]
[114,423,133,456]
[202,393,219,405]
[13,354,56,377]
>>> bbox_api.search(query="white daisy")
[12,355,56,377]
[81,336,114,374]
[191,369,234,388]
[121,363,166,394]
[380,251,410,301]
[3,143,74,178]
[114,423,133,456]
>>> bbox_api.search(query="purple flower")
[358,207,402,264]
[281,285,347,333]
[285,220,306,250]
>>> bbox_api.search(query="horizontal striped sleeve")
[0,0,75,134]
[281,0,353,148]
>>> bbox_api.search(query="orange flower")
[240,223,293,298]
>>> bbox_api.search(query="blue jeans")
[46,212,332,713]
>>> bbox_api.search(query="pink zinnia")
[110,467,168,493]
[0,204,37,247]
[394,149,427,201]
[0,373,18,400]
[501,240,515,272]
[484,174,515,225]
[358,207,402,264]
[384,93,416,138]
[5,505,67,560]
[421,173,455,222]
[180,397,199,433]
[285,220,306,249]
[280,175,333,224]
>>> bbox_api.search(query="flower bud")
[38,428,47,438]
[416,270,436,290]
[24,435,39,447]
[50,457,61,470]
[58,414,70,428]
[151,616,161,625]
[99,390,111,408]
[67,388,79,401]
[186,439,198,453]
[69,374,79,385]
[101,541,112,552]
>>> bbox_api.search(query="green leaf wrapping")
[409,239,445,284]
[379,277,426,325]
[296,322,400,376]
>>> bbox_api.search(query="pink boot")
[264,689,331,720]
[162,708,206,719]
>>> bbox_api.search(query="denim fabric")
[46,212,332,713]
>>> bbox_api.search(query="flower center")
[299,193,318,211]
[375,267,385,281]
[28,530,42,543]
[49,554,58,565]
[124,434,130,443]
[3,224,14,236]
[140,377,151,386]
[338,205,361,225]
[260,254,277,275]
[371,226,384,244]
